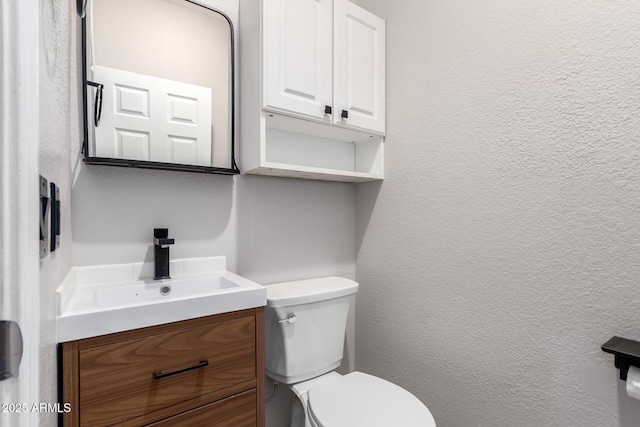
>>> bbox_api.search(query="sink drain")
[159,284,172,296]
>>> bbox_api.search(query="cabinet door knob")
[325,105,332,115]
[341,109,349,119]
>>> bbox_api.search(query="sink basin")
[56,257,266,342]
[94,275,239,307]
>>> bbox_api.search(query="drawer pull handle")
[153,359,209,380]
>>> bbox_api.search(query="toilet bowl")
[265,277,436,427]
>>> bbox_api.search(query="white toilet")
[265,276,436,427]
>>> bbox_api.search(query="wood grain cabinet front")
[60,308,264,427]
[146,389,257,427]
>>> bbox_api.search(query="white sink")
[94,275,239,307]
[56,257,266,342]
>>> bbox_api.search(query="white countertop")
[56,256,266,342]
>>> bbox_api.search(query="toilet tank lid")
[266,277,358,308]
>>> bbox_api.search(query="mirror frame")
[80,0,240,175]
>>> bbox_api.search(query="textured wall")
[38,0,77,425]
[355,0,640,426]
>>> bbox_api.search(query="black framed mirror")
[81,0,239,175]
[77,0,87,18]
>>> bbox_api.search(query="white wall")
[69,2,356,427]
[355,0,640,426]
[71,0,356,283]
[38,0,78,425]
[71,168,356,427]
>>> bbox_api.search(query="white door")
[333,0,385,135]
[92,66,213,166]
[263,0,333,121]
[1,1,40,425]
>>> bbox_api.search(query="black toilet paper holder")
[601,336,640,381]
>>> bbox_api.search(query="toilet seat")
[307,372,436,427]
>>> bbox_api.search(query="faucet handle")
[153,237,175,248]
[153,228,174,248]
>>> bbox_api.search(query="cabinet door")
[263,0,333,121]
[333,0,385,134]
[78,316,256,426]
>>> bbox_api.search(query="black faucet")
[153,228,175,280]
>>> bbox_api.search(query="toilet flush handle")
[278,313,297,324]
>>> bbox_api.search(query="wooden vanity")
[60,307,264,426]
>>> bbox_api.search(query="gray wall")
[355,0,640,426]
[41,1,640,427]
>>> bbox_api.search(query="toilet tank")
[264,277,358,384]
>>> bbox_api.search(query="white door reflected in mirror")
[93,66,212,165]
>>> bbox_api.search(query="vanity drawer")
[78,316,256,426]
[145,389,256,427]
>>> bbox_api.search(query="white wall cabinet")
[240,0,385,182]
